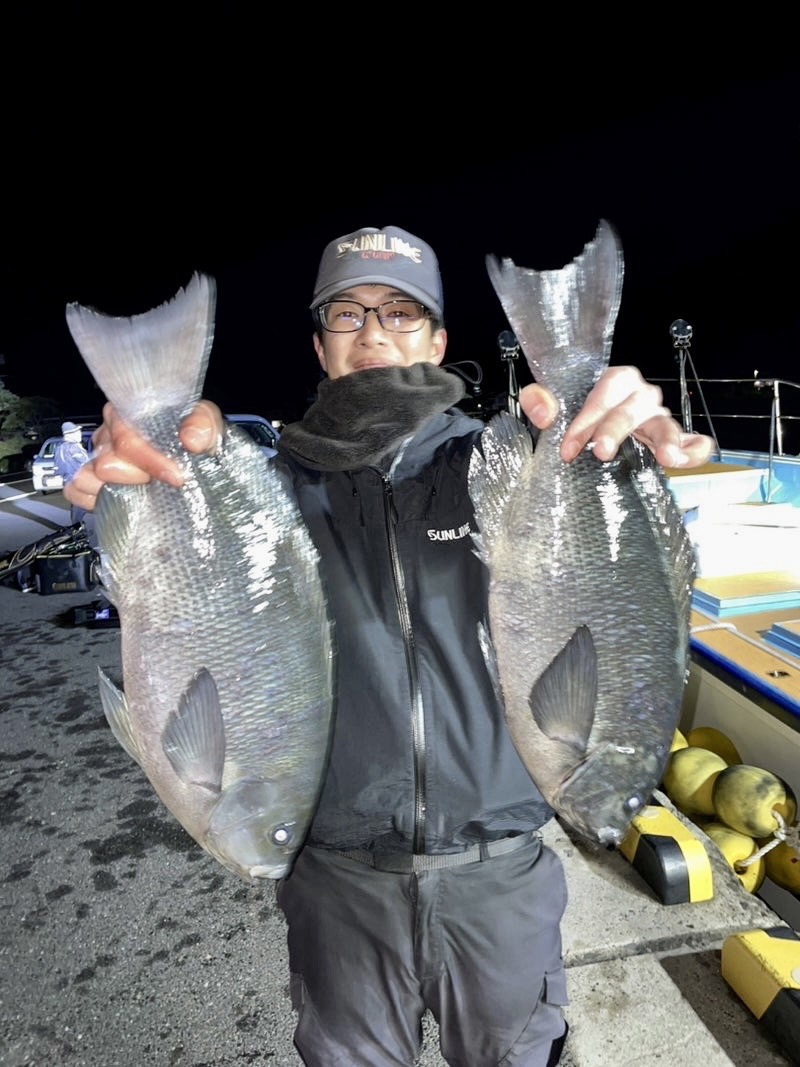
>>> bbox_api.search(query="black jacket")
[278,407,552,855]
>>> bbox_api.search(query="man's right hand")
[64,400,225,512]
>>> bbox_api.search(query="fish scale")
[66,273,334,882]
[469,221,696,847]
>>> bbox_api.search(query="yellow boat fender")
[619,804,714,905]
[721,927,800,1063]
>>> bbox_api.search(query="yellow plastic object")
[712,764,793,837]
[721,927,800,1062]
[763,839,800,894]
[702,823,766,894]
[662,746,727,816]
[685,725,742,765]
[670,728,689,753]
[619,804,714,904]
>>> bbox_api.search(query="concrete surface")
[0,578,795,1066]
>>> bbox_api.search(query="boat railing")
[649,376,800,458]
[653,320,799,458]
[649,373,800,503]
[491,325,799,460]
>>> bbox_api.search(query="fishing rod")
[498,330,521,419]
[0,522,90,581]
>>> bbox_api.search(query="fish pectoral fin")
[162,668,226,791]
[529,626,598,753]
[97,666,142,766]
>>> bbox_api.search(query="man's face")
[313,284,447,380]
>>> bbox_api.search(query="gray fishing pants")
[275,831,569,1066]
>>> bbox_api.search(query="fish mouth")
[246,862,292,881]
[212,847,293,884]
[211,856,292,883]
[596,826,625,849]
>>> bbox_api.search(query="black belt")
[334,831,540,874]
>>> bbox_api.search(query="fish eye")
[623,795,643,814]
[271,824,293,847]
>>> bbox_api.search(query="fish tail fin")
[65,273,217,427]
[485,220,624,392]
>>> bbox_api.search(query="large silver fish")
[65,274,334,882]
[468,220,696,847]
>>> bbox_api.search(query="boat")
[658,369,800,928]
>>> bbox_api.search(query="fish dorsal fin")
[468,411,532,563]
[477,619,503,703]
[162,668,226,792]
[620,435,697,629]
[94,483,149,599]
[529,625,597,755]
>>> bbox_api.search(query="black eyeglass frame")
[315,299,431,334]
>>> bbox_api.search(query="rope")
[735,810,798,869]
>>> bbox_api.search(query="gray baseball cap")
[61,421,82,434]
[310,226,443,319]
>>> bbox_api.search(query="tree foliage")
[0,384,62,438]
[0,385,65,472]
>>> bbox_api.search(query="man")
[54,421,89,487]
[53,421,93,532]
[66,226,713,1066]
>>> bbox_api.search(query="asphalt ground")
[0,505,794,1066]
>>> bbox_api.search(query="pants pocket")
[499,966,569,1065]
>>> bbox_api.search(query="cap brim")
[311,274,442,319]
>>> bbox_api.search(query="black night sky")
[2,20,799,453]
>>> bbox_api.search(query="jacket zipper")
[380,470,427,852]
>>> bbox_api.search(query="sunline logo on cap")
[335,232,423,265]
[311,225,444,320]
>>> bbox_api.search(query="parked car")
[31,429,95,493]
[31,417,278,493]
[225,414,281,458]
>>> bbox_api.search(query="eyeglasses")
[316,299,430,334]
